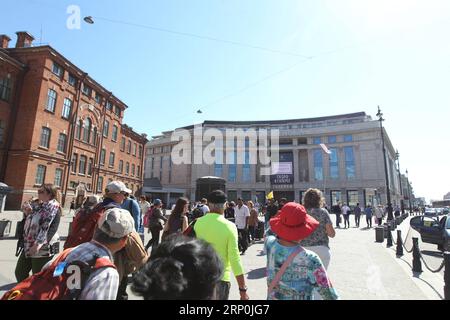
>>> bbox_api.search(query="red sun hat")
[270,202,319,242]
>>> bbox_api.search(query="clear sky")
[2,0,449,202]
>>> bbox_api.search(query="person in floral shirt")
[265,202,338,300]
[15,184,61,282]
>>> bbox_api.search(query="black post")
[396,230,403,256]
[387,224,393,247]
[412,237,422,273]
[444,252,450,300]
[377,106,394,221]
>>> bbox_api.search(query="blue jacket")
[121,198,142,232]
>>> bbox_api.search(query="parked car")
[410,215,450,251]
[424,208,438,216]
[444,208,450,215]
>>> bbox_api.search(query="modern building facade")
[0,31,147,209]
[144,112,405,208]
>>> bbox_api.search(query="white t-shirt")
[341,205,351,215]
[234,204,250,229]
[198,204,210,215]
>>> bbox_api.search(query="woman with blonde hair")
[300,188,335,270]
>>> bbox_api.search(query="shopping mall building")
[143,112,408,208]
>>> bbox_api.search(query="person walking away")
[197,198,210,215]
[145,199,167,251]
[332,203,342,228]
[121,194,142,235]
[235,198,250,255]
[139,196,151,226]
[193,190,249,300]
[15,184,62,282]
[354,203,362,228]
[365,205,373,228]
[375,205,384,226]
[247,201,259,244]
[265,198,279,231]
[132,235,223,300]
[341,203,351,229]
[266,202,338,300]
[161,197,189,240]
[394,205,401,218]
[300,189,336,270]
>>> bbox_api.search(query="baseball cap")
[153,199,162,206]
[105,181,132,195]
[97,208,135,239]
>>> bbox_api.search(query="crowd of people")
[6,181,386,300]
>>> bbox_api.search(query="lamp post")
[376,106,394,221]
[396,150,405,215]
[406,169,413,214]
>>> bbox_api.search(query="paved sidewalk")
[0,211,444,300]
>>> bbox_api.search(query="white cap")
[105,181,132,195]
[97,208,135,238]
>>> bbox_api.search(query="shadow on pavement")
[412,273,444,300]
[247,267,266,280]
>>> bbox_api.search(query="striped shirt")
[45,241,119,300]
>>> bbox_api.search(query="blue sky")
[2,0,449,201]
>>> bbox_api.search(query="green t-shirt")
[194,213,245,282]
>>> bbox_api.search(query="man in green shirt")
[194,190,250,300]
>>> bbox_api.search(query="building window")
[130,164,135,176]
[68,74,77,87]
[120,137,125,152]
[214,164,223,177]
[35,165,46,185]
[242,191,252,201]
[126,162,130,175]
[97,176,104,193]
[109,152,115,167]
[127,140,131,154]
[0,120,4,145]
[313,137,321,145]
[0,76,12,102]
[79,155,87,175]
[75,120,82,140]
[69,181,77,189]
[228,152,237,183]
[347,191,359,207]
[242,151,251,182]
[313,149,323,181]
[328,136,337,144]
[344,146,356,179]
[62,98,72,119]
[103,120,109,138]
[57,133,67,153]
[54,168,63,188]
[331,191,342,206]
[112,125,118,142]
[83,118,92,144]
[119,160,124,173]
[344,135,353,142]
[114,106,121,117]
[132,143,137,156]
[95,92,102,104]
[138,146,143,159]
[92,127,97,146]
[46,89,57,113]
[82,84,92,97]
[52,62,64,78]
[71,154,78,173]
[88,158,93,176]
[106,101,113,111]
[329,148,339,179]
[137,165,141,178]
[227,191,237,202]
[87,183,92,191]
[40,127,51,148]
[99,149,106,166]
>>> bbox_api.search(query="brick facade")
[0,32,147,209]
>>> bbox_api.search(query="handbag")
[268,246,304,298]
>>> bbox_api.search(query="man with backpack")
[2,207,135,300]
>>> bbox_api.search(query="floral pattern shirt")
[300,208,333,248]
[266,236,338,300]
[23,199,60,257]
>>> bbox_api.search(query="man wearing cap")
[266,202,338,300]
[44,208,135,300]
[194,190,249,300]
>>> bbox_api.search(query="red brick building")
[0,31,147,209]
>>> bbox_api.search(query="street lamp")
[395,150,405,215]
[376,106,394,221]
[406,169,413,214]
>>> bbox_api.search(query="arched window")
[83,118,92,143]
[92,127,97,146]
[75,119,82,140]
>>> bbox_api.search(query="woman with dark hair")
[300,188,335,270]
[132,235,224,300]
[162,197,189,240]
[15,184,62,282]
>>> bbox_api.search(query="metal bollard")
[387,225,393,247]
[444,252,450,300]
[412,237,422,273]
[396,230,403,256]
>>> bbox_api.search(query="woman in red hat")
[265,202,338,300]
